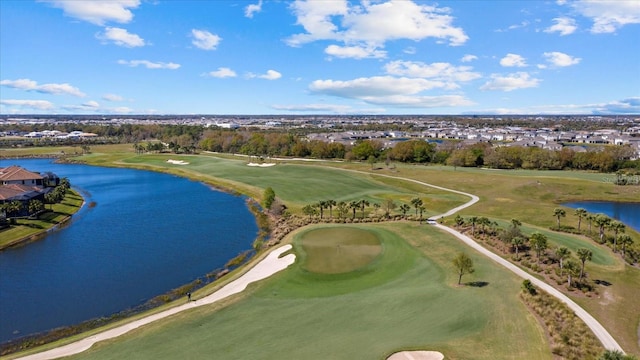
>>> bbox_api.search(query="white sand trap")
[16,245,295,360]
[167,159,189,165]
[247,162,276,167]
[387,351,445,360]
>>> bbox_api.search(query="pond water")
[563,201,640,232]
[0,159,258,343]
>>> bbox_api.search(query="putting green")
[300,227,382,274]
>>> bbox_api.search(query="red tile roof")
[0,166,43,182]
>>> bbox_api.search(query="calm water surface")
[0,159,258,343]
[563,201,640,232]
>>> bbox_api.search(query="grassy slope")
[68,223,550,360]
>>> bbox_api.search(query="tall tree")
[576,248,593,281]
[384,199,396,218]
[618,234,634,258]
[399,204,411,217]
[262,187,276,210]
[317,200,327,219]
[529,232,548,263]
[511,236,525,260]
[553,208,566,227]
[336,201,348,219]
[594,214,611,242]
[410,198,423,217]
[325,199,336,218]
[349,201,360,219]
[574,208,587,231]
[607,220,626,253]
[302,204,317,220]
[565,260,580,288]
[452,253,475,285]
[468,216,478,236]
[555,247,571,275]
[585,213,595,234]
[359,199,370,218]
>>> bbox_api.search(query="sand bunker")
[387,351,444,360]
[167,159,189,165]
[247,162,276,167]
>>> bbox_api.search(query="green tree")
[336,201,348,219]
[454,214,465,227]
[263,187,276,210]
[553,208,566,227]
[410,198,423,217]
[585,213,595,234]
[576,248,593,281]
[399,204,411,217]
[325,199,337,218]
[359,199,370,218]
[529,232,548,263]
[594,213,611,242]
[302,204,317,220]
[607,220,626,252]
[565,259,580,288]
[349,201,360,219]
[468,216,478,236]
[44,192,57,210]
[28,200,44,216]
[574,208,587,231]
[384,199,396,219]
[478,217,491,234]
[554,247,571,275]
[316,200,327,219]
[599,349,639,360]
[511,236,526,260]
[521,279,536,295]
[452,253,475,285]
[618,234,634,258]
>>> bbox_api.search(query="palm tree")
[410,198,423,217]
[585,213,595,234]
[529,232,548,263]
[468,216,478,236]
[574,208,587,231]
[317,200,327,219]
[607,220,626,253]
[511,218,522,229]
[565,259,580,288]
[594,213,611,242]
[553,208,566,228]
[618,234,634,258]
[418,205,425,220]
[359,199,370,218]
[555,247,571,275]
[511,236,525,260]
[576,248,593,281]
[349,201,360,219]
[479,217,491,234]
[44,192,57,210]
[28,200,44,217]
[399,204,411,217]
[325,199,336,218]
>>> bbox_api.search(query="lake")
[0,159,258,343]
[563,201,640,232]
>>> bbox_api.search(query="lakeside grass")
[4,145,639,356]
[66,223,551,360]
[0,190,84,249]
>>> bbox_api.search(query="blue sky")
[1,0,639,115]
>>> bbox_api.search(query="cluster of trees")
[300,197,427,221]
[447,142,639,172]
[456,215,597,288]
[555,208,636,262]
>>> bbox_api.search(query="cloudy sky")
[1,0,639,115]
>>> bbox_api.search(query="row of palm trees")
[301,197,427,220]
[554,207,634,257]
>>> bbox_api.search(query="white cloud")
[42,0,140,26]
[384,60,481,88]
[245,0,262,18]
[500,53,527,67]
[97,27,145,47]
[480,72,541,91]
[108,106,133,114]
[271,103,355,113]
[191,29,221,50]
[62,100,101,111]
[261,70,282,80]
[461,54,478,62]
[403,46,416,55]
[568,0,640,33]
[117,60,180,69]
[325,44,386,59]
[593,97,640,114]
[1,78,85,97]
[205,67,237,78]
[362,94,475,108]
[1,99,55,110]
[544,17,578,35]
[287,0,468,57]
[102,93,124,102]
[541,51,581,67]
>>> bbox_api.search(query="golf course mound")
[300,227,382,274]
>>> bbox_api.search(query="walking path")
[15,245,295,360]
[355,169,624,353]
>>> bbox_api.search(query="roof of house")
[0,166,43,182]
[0,184,43,201]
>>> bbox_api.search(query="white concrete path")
[16,245,295,360]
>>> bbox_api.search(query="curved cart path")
[16,245,296,360]
[355,169,624,353]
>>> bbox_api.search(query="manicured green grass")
[299,227,382,274]
[66,223,550,360]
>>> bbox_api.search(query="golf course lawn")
[66,223,550,360]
